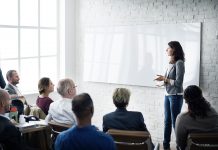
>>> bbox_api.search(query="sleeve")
[172,60,185,87]
[138,112,148,132]
[107,136,116,150]
[55,134,64,150]
[102,115,108,132]
[0,68,6,89]
[175,114,188,150]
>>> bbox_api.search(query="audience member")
[36,77,54,115]
[55,93,116,150]
[103,88,148,132]
[175,85,218,150]
[4,70,29,115]
[0,68,6,88]
[4,70,27,104]
[46,78,76,124]
[0,89,23,150]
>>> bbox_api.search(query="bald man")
[0,89,23,150]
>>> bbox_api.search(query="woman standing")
[154,41,185,150]
[36,77,54,115]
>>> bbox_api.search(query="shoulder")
[176,60,184,65]
[177,112,190,122]
[103,111,115,119]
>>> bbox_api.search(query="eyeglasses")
[73,85,77,88]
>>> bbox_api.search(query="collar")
[116,108,127,112]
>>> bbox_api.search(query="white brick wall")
[75,0,218,149]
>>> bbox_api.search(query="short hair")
[168,41,185,62]
[184,85,211,118]
[113,88,131,108]
[6,70,16,81]
[72,93,93,119]
[38,77,50,94]
[57,78,75,97]
[0,89,9,107]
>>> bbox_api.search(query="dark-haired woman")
[175,85,218,150]
[36,77,54,115]
[154,41,185,150]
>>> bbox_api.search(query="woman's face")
[166,46,174,56]
[47,80,54,93]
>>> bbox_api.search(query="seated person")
[103,88,148,132]
[175,85,218,150]
[4,70,29,115]
[55,93,116,150]
[46,78,77,124]
[4,70,26,103]
[36,77,54,115]
[0,89,23,150]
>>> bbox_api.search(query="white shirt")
[46,97,76,125]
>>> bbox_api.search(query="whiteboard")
[83,23,201,87]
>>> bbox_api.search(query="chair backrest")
[48,120,71,148]
[11,99,24,115]
[187,132,218,150]
[107,129,152,150]
[29,106,46,119]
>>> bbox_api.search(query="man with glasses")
[46,78,77,125]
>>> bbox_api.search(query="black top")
[0,116,23,150]
[0,68,6,89]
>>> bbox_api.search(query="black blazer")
[103,108,148,132]
[0,116,23,150]
[0,68,6,89]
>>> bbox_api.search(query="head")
[184,85,211,118]
[57,78,76,99]
[6,70,20,85]
[0,89,11,114]
[167,41,185,62]
[72,93,94,121]
[38,77,54,95]
[113,88,131,108]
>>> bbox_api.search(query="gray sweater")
[175,108,218,150]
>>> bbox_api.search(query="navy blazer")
[0,116,23,150]
[103,108,148,132]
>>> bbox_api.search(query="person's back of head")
[184,85,211,118]
[38,77,54,95]
[113,88,130,108]
[72,93,94,121]
[0,89,10,114]
[57,78,76,99]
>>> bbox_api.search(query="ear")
[90,106,94,114]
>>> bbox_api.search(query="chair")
[29,106,46,119]
[11,99,24,116]
[107,129,156,150]
[187,132,218,150]
[48,120,71,149]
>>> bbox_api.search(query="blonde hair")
[113,88,130,108]
[57,78,75,97]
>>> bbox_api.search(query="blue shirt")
[55,125,116,150]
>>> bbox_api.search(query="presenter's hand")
[154,75,165,81]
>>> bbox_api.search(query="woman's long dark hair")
[168,41,185,62]
[184,85,211,119]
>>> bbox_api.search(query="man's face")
[11,71,20,85]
